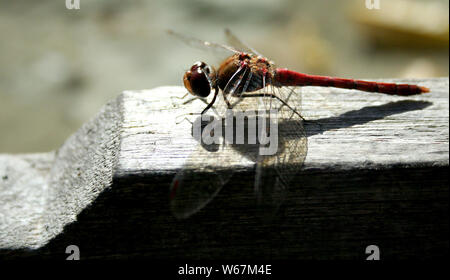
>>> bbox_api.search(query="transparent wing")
[224,28,264,57]
[233,82,307,218]
[170,145,234,219]
[167,29,239,54]
[255,86,307,218]
[264,85,307,180]
[170,88,247,219]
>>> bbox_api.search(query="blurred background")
[0,0,448,153]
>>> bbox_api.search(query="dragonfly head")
[183,61,215,98]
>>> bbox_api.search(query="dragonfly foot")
[175,112,201,125]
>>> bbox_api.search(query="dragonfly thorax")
[217,53,274,96]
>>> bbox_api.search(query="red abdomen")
[274,68,429,96]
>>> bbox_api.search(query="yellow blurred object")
[350,0,449,48]
[400,58,442,78]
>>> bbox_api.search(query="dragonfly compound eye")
[183,61,211,98]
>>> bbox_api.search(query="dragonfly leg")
[173,92,189,100]
[175,115,195,125]
[222,93,232,109]
[182,97,200,105]
[170,92,190,107]
[240,93,306,121]
[170,92,212,107]
[175,90,222,124]
[176,108,223,124]
[276,87,296,112]
[201,87,219,114]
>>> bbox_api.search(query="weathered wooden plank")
[0,78,448,259]
[117,78,448,177]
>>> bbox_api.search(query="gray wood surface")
[0,78,448,259]
[118,78,448,176]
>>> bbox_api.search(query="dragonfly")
[168,29,429,219]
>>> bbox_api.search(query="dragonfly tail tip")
[419,86,430,93]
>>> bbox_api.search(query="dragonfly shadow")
[304,100,432,137]
[190,113,306,163]
[190,100,431,156]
